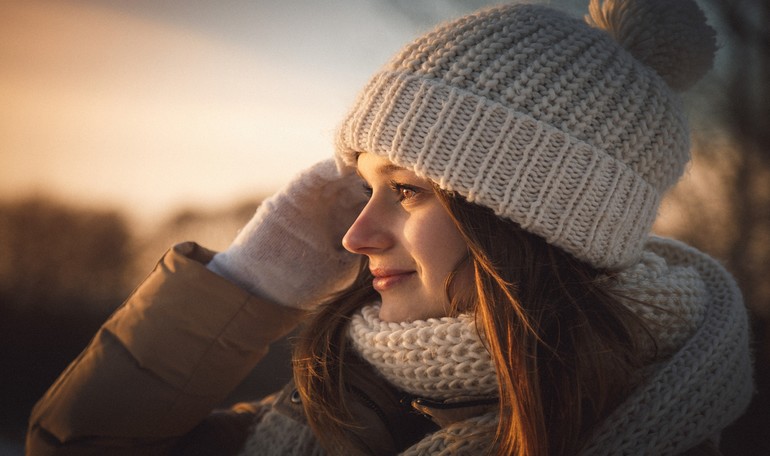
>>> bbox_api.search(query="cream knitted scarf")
[241,237,752,456]
[580,238,753,455]
[348,304,500,455]
[347,304,498,400]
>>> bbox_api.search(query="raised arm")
[26,159,364,455]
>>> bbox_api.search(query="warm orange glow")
[0,1,399,226]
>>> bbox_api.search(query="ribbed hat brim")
[336,71,659,269]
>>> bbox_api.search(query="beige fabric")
[208,159,365,309]
[585,0,716,90]
[614,244,708,359]
[348,304,498,400]
[386,237,749,455]
[401,413,498,456]
[580,237,753,455]
[336,2,715,269]
[239,410,324,456]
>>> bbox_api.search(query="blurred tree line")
[0,196,286,450]
[0,198,134,444]
[2,0,768,453]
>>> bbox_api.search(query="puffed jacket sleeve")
[26,242,305,455]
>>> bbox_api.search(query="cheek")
[404,208,467,274]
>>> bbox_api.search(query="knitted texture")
[581,237,753,455]
[613,247,708,359]
[241,239,751,454]
[208,159,364,308]
[346,238,751,454]
[239,409,324,456]
[586,0,717,90]
[401,413,499,456]
[348,304,498,400]
[336,1,716,269]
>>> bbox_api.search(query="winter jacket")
[26,242,303,455]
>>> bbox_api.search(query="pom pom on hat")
[586,0,717,90]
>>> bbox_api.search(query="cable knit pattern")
[336,2,715,269]
[348,305,498,400]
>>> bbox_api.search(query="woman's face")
[342,153,472,322]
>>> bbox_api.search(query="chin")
[378,299,446,323]
[377,299,419,323]
[377,302,405,323]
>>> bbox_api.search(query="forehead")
[356,152,411,177]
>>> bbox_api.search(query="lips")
[369,268,415,292]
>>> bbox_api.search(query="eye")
[361,183,373,199]
[397,186,416,201]
[390,181,419,202]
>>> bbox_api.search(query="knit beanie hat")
[335,0,716,269]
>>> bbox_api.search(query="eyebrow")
[377,163,407,175]
[354,157,408,179]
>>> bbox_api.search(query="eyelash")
[361,181,420,203]
[391,181,419,202]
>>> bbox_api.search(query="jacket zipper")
[349,385,390,426]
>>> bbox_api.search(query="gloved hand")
[207,159,366,309]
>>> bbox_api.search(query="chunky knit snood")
[347,304,501,455]
[347,305,498,401]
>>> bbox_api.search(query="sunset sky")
[9,0,727,228]
[2,0,525,225]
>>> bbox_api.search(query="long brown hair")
[293,190,655,456]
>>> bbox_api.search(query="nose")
[342,200,392,254]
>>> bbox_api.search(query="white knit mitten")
[208,159,365,309]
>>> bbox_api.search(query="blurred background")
[1,0,767,454]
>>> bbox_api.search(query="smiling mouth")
[370,269,415,292]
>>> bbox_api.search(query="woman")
[27,0,753,455]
